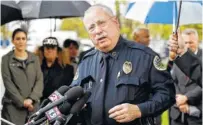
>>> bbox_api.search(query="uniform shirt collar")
[103,36,124,60]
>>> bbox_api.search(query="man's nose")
[95,25,102,34]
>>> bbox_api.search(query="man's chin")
[98,46,110,53]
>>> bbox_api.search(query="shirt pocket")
[116,75,148,102]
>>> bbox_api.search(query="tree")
[60,18,89,38]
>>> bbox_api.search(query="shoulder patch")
[153,56,166,71]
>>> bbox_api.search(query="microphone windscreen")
[64,86,84,101]
[57,85,71,95]
[59,102,72,115]
[70,91,91,114]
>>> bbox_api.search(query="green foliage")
[60,18,89,38]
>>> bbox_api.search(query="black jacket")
[175,49,202,88]
[170,49,202,121]
[41,58,74,101]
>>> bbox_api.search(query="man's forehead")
[84,8,110,23]
[182,34,197,39]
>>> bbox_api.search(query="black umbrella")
[18,1,91,19]
[1,1,23,25]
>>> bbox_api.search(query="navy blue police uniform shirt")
[71,36,175,125]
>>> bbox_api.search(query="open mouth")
[98,36,106,42]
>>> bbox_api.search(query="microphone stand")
[25,117,47,125]
[0,117,16,125]
[53,115,66,125]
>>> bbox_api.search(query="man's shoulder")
[80,48,98,61]
[123,38,157,57]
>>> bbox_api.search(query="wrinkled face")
[69,44,79,58]
[83,8,120,53]
[44,46,58,61]
[182,34,198,53]
[134,30,150,46]
[12,32,27,51]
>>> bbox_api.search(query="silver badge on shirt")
[123,61,132,74]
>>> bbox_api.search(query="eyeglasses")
[87,16,115,33]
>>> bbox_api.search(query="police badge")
[123,61,132,74]
[153,56,166,71]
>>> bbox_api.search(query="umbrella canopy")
[18,1,91,19]
[125,1,202,25]
[1,1,23,25]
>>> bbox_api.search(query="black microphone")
[26,102,71,125]
[29,86,70,121]
[53,115,66,125]
[45,101,72,122]
[48,85,70,102]
[33,86,84,117]
[70,91,91,114]
[39,99,49,108]
[64,91,91,124]
[39,86,70,109]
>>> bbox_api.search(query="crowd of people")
[0,4,202,125]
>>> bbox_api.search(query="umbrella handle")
[170,0,183,60]
[174,0,183,34]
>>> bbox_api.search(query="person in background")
[1,28,43,125]
[169,29,202,125]
[133,27,162,125]
[133,27,150,46]
[40,37,74,101]
[63,39,79,74]
[168,28,202,85]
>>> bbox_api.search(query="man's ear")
[112,17,119,25]
[133,34,138,41]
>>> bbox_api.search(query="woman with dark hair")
[1,28,43,125]
[40,37,74,101]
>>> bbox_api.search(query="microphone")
[33,86,84,117]
[43,86,71,121]
[26,101,71,125]
[64,91,91,124]
[70,91,91,114]
[45,101,71,122]
[39,86,70,109]
[29,86,70,121]
[48,85,70,102]
[53,115,66,125]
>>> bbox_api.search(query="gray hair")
[84,4,114,18]
[182,28,199,39]
[133,27,149,35]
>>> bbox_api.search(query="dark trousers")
[171,114,202,125]
[154,115,162,125]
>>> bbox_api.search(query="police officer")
[72,4,175,125]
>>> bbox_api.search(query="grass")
[161,110,169,125]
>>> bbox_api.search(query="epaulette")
[81,48,98,61]
[124,39,158,57]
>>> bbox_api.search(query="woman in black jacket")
[39,37,74,101]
